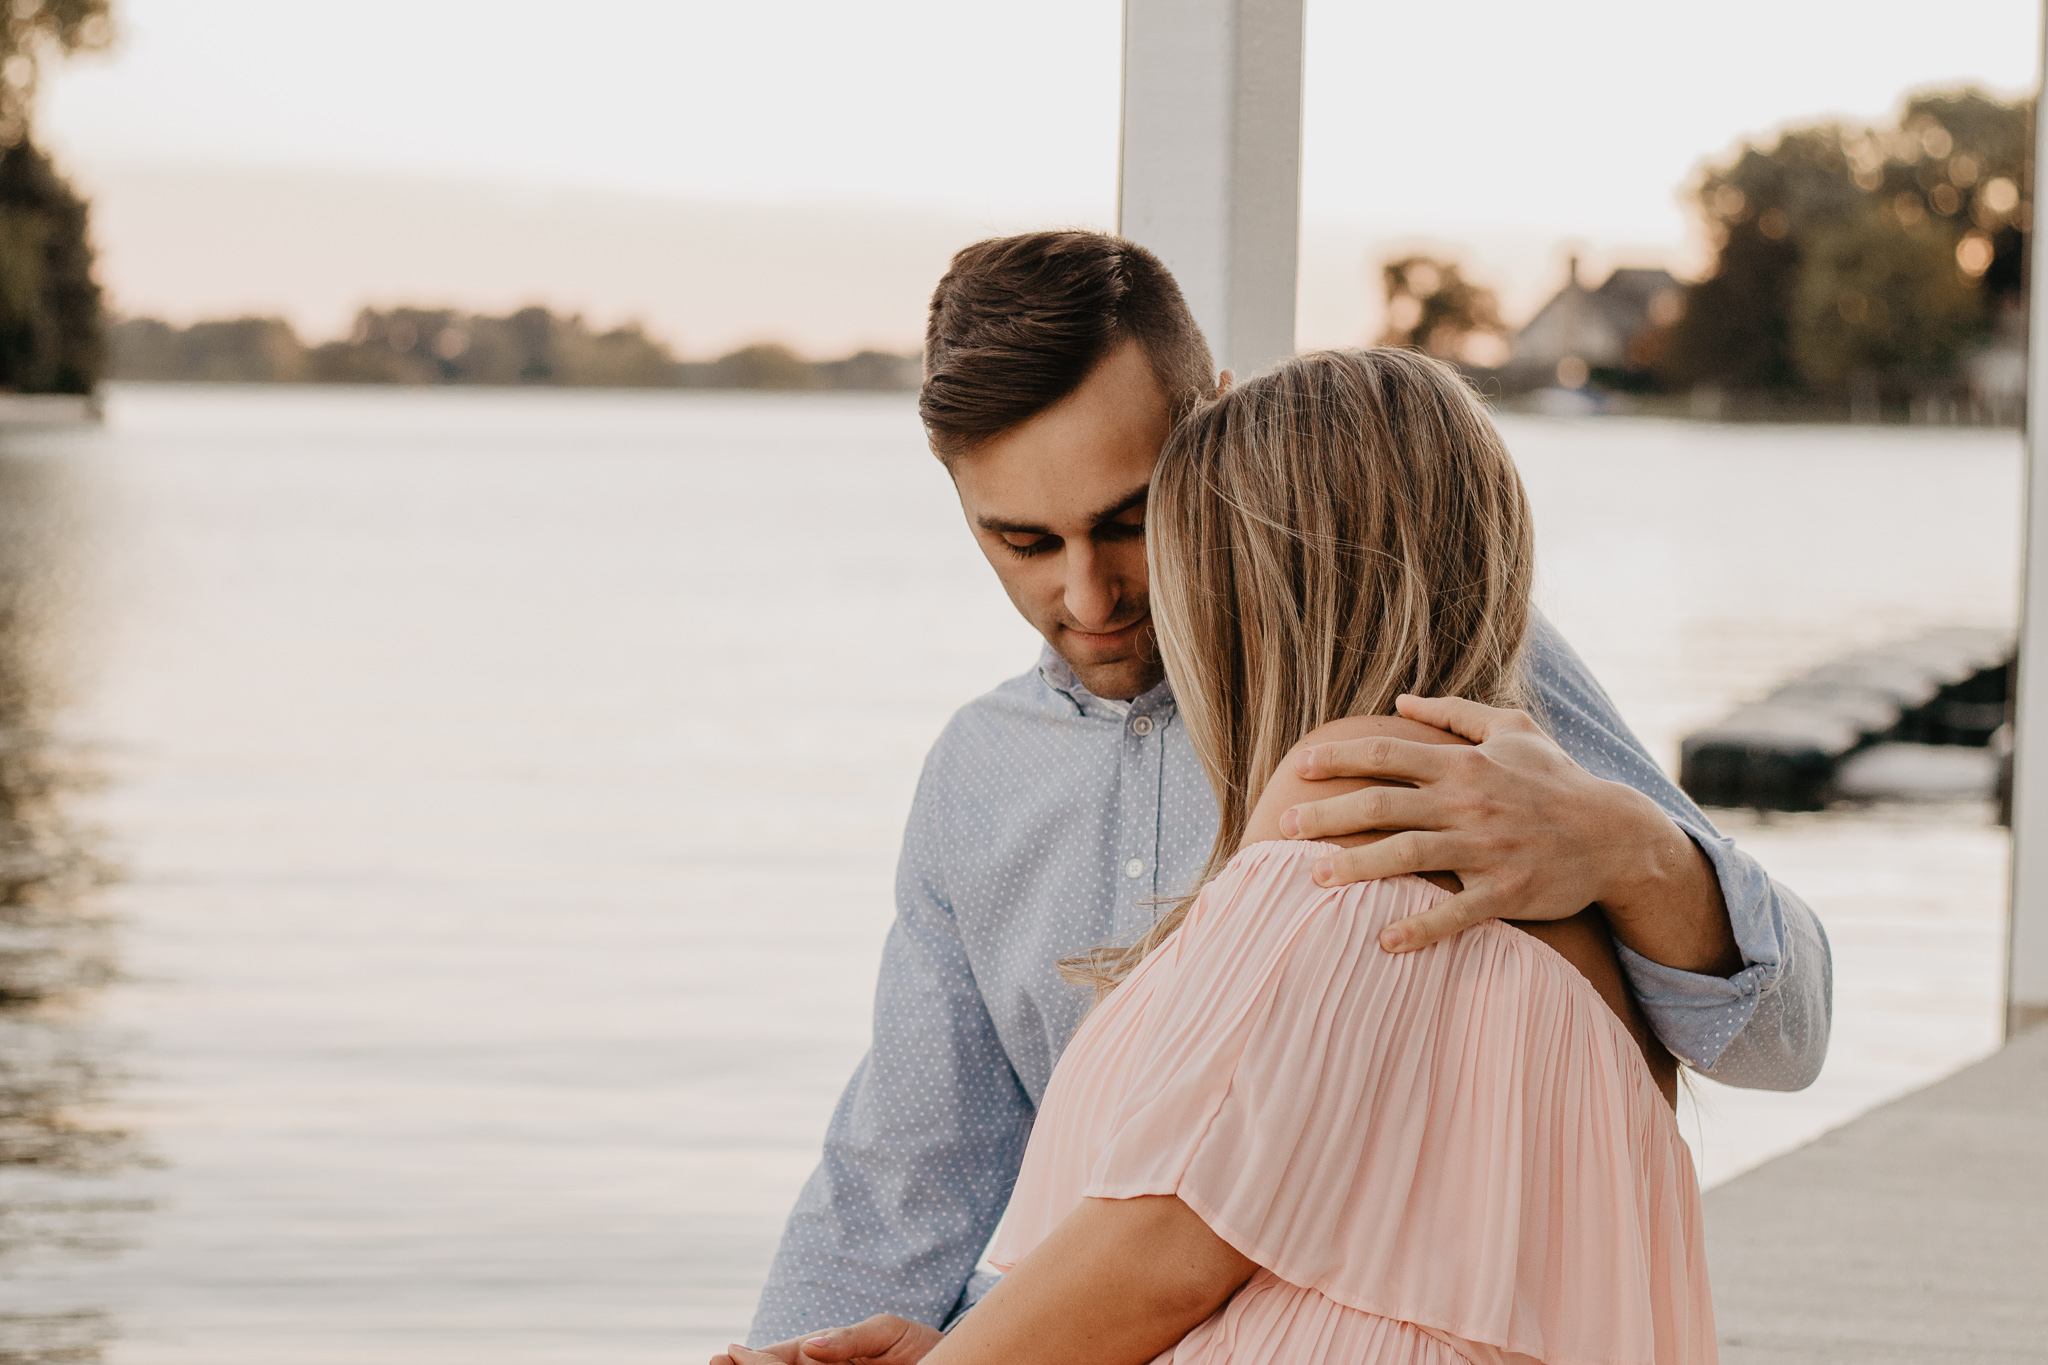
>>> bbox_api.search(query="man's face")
[945,340,1173,701]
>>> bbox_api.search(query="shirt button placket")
[1115,706,1164,931]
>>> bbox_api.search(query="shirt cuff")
[1615,940,1774,1070]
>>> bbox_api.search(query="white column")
[2006,4,2048,1039]
[1117,0,1304,379]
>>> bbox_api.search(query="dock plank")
[1705,1023,2048,1362]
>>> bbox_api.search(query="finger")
[1377,891,1494,953]
[792,1327,874,1363]
[798,1315,937,1364]
[1394,693,1539,744]
[1283,783,1446,840]
[1294,734,1457,784]
[1311,830,1464,887]
[723,1347,785,1365]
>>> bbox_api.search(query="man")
[737,231,1829,1360]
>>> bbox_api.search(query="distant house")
[1507,258,1682,391]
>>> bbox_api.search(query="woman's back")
[1242,715,1680,1105]
[991,833,1714,1363]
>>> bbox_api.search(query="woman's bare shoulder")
[1241,715,1471,849]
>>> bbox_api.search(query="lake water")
[0,385,2022,1363]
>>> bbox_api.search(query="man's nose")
[1063,542,1121,630]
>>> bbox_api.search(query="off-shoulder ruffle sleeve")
[991,842,1714,1365]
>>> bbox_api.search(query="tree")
[1662,87,2032,402]
[1377,255,1508,369]
[0,0,112,393]
[109,315,303,382]
[1661,127,1860,393]
[1790,200,1981,394]
[706,343,820,390]
[0,141,102,392]
[0,1,111,146]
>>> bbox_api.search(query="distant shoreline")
[110,307,922,393]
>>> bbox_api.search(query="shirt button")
[1125,858,1145,878]
[1131,715,1154,736]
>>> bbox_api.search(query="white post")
[1117,0,1304,379]
[2006,4,2048,1039]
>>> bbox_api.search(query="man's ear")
[1215,369,1234,396]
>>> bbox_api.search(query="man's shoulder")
[1525,610,1693,805]
[1526,609,1624,729]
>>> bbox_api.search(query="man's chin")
[1051,630,1163,701]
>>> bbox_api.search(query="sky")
[44,0,2045,354]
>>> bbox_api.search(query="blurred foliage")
[107,316,293,383]
[708,342,818,390]
[1661,87,2031,401]
[1377,254,1508,368]
[307,305,689,386]
[0,0,111,146]
[1791,201,1983,393]
[0,0,112,396]
[109,307,920,391]
[0,142,99,394]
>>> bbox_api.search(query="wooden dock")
[1706,1022,2048,1361]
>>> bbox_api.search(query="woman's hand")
[1283,694,1742,975]
[716,1314,944,1365]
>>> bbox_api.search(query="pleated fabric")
[987,840,1716,1365]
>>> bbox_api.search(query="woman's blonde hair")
[1064,348,1536,993]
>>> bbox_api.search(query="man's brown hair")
[919,230,1216,457]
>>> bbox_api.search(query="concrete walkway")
[1705,1022,2048,1362]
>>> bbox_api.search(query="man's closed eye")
[1001,532,1059,557]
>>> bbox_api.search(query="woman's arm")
[923,1196,1255,1365]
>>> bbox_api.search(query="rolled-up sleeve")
[1529,613,1833,1088]
[747,768,1034,1344]
[1616,827,1833,1085]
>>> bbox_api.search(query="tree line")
[110,308,920,391]
[1379,86,2031,412]
[0,49,2032,410]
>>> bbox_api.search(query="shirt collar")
[1034,642,1176,720]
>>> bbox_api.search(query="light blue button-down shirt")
[749,611,1831,1343]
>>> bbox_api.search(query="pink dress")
[987,840,1716,1365]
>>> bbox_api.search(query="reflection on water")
[0,450,138,1365]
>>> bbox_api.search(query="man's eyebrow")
[1088,486,1150,528]
[977,513,1051,535]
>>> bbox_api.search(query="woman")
[914,348,1713,1365]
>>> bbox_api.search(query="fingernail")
[1312,857,1333,885]
[1294,745,1316,774]
[1380,927,1404,951]
[806,1337,832,1346]
[1278,809,1299,837]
